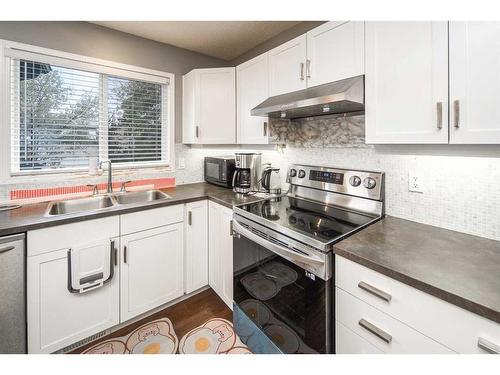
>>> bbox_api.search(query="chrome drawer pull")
[358,281,392,302]
[359,318,392,344]
[0,245,15,254]
[478,337,500,354]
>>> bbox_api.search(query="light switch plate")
[408,171,424,193]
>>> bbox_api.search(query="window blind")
[9,57,169,174]
[11,60,100,171]
[107,76,164,163]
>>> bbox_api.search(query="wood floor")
[71,288,232,354]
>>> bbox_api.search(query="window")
[5,43,173,175]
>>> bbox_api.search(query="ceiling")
[91,21,301,61]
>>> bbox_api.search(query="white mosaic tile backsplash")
[274,146,500,241]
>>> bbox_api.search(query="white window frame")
[0,39,175,182]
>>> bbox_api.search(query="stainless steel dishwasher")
[0,233,26,353]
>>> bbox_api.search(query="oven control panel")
[287,165,384,201]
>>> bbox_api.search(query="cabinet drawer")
[336,287,454,353]
[120,205,184,235]
[335,255,500,353]
[336,321,382,354]
[28,216,119,257]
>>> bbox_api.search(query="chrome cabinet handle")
[188,211,192,226]
[436,102,443,130]
[229,220,234,236]
[306,59,311,78]
[359,318,392,344]
[300,62,305,81]
[263,122,268,137]
[123,245,128,264]
[195,126,200,138]
[454,100,460,129]
[0,245,15,254]
[478,337,500,354]
[112,240,118,266]
[358,281,392,302]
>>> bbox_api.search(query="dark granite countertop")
[0,182,262,237]
[334,216,500,323]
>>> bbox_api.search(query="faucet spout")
[99,160,113,193]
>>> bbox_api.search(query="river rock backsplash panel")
[268,114,366,147]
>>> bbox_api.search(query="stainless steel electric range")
[232,164,385,354]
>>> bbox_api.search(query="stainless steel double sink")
[45,190,171,217]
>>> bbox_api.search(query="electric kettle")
[261,165,282,194]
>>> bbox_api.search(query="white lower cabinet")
[184,200,209,294]
[336,321,382,354]
[208,201,233,309]
[120,223,184,322]
[27,218,120,354]
[336,287,454,354]
[27,205,190,353]
[335,255,500,354]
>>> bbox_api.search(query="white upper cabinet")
[237,52,270,144]
[269,35,308,96]
[182,67,236,144]
[365,22,449,144]
[449,22,500,144]
[306,21,365,88]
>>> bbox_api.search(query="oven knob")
[298,169,306,178]
[363,177,377,189]
[349,175,361,187]
[289,168,297,177]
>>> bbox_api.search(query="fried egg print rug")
[82,318,178,354]
[179,318,251,354]
[81,317,251,354]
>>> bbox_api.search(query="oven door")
[232,217,332,354]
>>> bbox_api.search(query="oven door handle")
[232,219,325,267]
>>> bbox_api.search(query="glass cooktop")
[236,196,376,244]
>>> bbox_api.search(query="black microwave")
[204,156,236,188]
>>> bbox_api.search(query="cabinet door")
[208,201,221,295]
[365,22,449,144]
[449,22,500,144]
[198,68,236,144]
[182,71,199,144]
[27,238,119,353]
[185,200,209,294]
[237,53,270,144]
[269,35,307,96]
[120,224,183,322]
[208,201,233,309]
[219,205,234,309]
[306,21,365,88]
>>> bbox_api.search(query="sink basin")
[45,195,116,216]
[113,190,170,205]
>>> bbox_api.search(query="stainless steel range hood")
[251,75,364,119]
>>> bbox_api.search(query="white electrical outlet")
[177,157,186,170]
[408,171,424,193]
